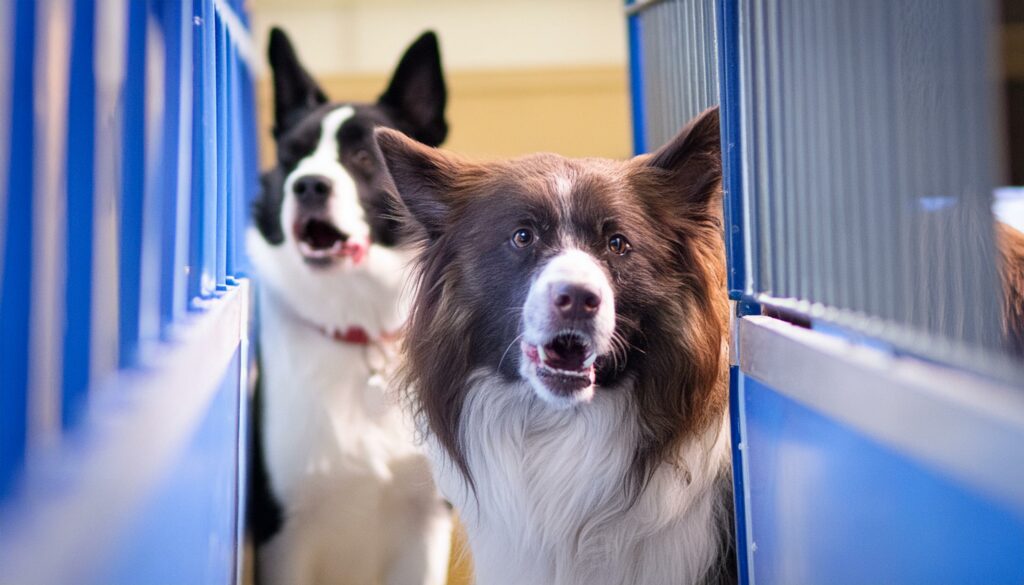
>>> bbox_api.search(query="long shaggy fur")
[378,108,737,585]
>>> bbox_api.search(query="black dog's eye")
[512,228,534,248]
[608,234,631,255]
[352,150,375,173]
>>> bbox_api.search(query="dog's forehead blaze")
[448,157,639,244]
[281,104,386,164]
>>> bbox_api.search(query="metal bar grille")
[729,0,1011,370]
[0,0,259,581]
[632,0,719,152]
[630,0,1017,370]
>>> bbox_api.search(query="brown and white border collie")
[375,108,736,585]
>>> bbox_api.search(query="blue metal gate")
[628,0,1024,583]
[0,1,259,583]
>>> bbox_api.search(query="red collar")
[317,324,400,346]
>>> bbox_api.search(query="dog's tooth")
[537,345,548,363]
[583,353,597,368]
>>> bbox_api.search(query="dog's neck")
[260,283,402,347]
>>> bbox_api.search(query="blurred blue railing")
[0,0,258,583]
[627,1,1024,583]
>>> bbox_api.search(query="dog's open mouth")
[522,331,598,398]
[294,217,367,265]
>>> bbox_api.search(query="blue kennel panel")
[0,0,259,583]
[740,370,1024,585]
[627,0,1024,583]
[735,316,1024,585]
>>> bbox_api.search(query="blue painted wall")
[741,373,1024,585]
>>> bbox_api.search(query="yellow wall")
[257,64,632,167]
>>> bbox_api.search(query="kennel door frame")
[0,1,259,583]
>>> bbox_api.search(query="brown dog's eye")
[608,234,631,255]
[512,228,534,248]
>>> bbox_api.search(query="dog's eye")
[352,150,375,173]
[512,228,534,248]
[608,234,631,255]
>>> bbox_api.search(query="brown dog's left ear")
[642,106,722,205]
[374,127,464,240]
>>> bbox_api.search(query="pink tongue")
[341,240,367,264]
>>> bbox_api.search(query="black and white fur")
[376,108,736,585]
[247,28,451,585]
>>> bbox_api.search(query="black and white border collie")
[247,28,451,585]
[375,108,736,585]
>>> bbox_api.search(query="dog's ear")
[374,127,463,239]
[377,31,448,148]
[641,106,721,206]
[268,27,328,138]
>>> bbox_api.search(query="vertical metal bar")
[226,45,239,282]
[650,6,663,148]
[627,2,648,154]
[215,16,228,290]
[738,0,760,294]
[718,0,746,297]
[0,0,36,500]
[681,0,693,124]
[807,0,826,306]
[159,0,193,335]
[119,0,147,366]
[752,0,773,295]
[871,0,896,322]
[823,1,848,310]
[138,2,165,348]
[62,0,97,429]
[190,0,217,303]
[717,2,753,577]
[846,0,870,316]
[784,0,799,301]
[793,0,811,303]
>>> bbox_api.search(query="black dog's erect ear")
[643,106,722,205]
[268,27,327,138]
[374,127,466,239]
[377,31,448,147]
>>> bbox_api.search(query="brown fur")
[997,221,1024,355]
[376,108,729,497]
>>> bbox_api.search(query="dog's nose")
[551,282,601,320]
[293,174,332,206]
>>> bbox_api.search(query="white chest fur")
[430,373,732,585]
[258,290,418,502]
[256,289,451,585]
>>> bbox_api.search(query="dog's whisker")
[497,332,526,371]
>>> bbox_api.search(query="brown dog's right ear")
[374,128,463,239]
